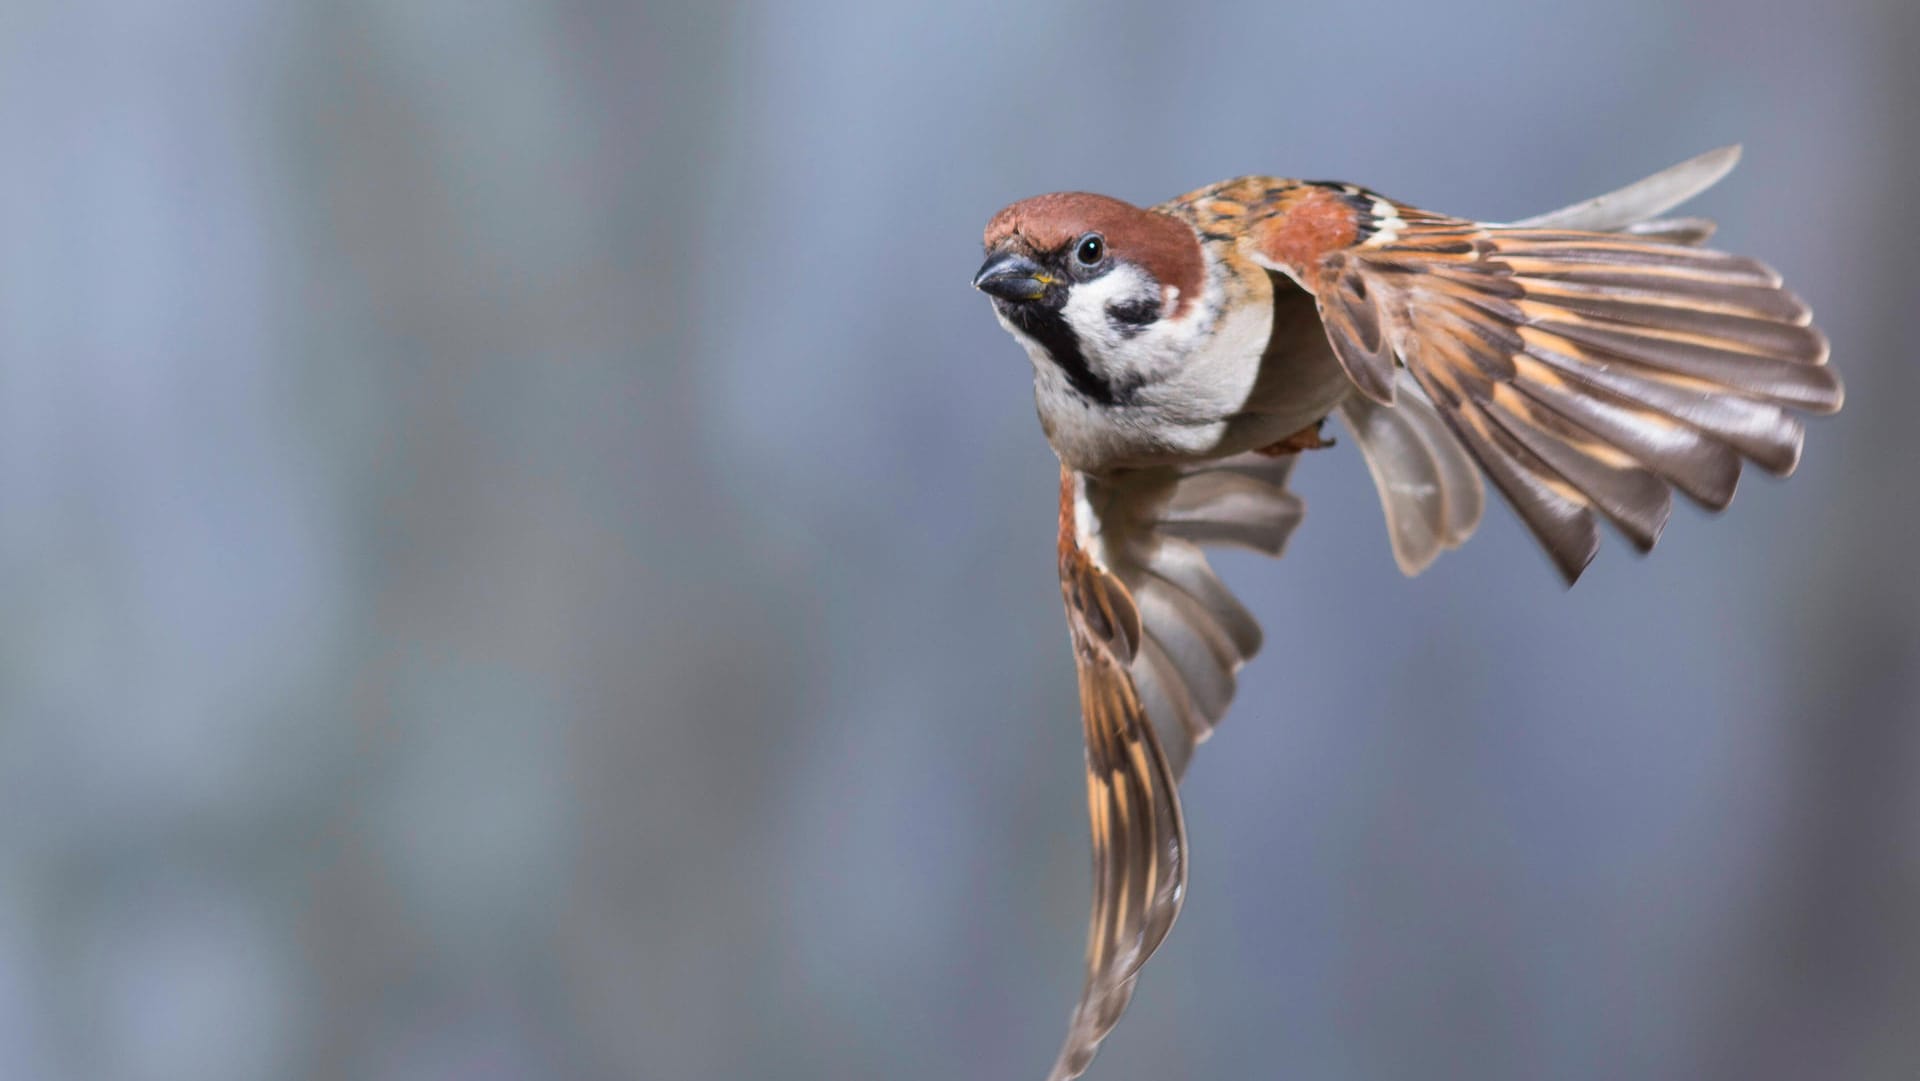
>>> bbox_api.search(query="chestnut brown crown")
[982,192,1204,316]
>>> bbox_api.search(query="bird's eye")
[1075,234,1105,266]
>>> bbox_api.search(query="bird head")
[973,192,1205,405]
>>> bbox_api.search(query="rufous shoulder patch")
[1253,186,1362,272]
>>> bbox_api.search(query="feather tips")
[1506,146,1743,232]
[1336,387,1485,575]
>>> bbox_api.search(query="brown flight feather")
[1245,195,1840,582]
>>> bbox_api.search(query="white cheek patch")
[1061,264,1159,343]
[1062,265,1180,356]
[1053,262,1221,397]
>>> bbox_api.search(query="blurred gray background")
[2,2,1916,1079]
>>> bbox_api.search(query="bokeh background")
[3,2,1917,1079]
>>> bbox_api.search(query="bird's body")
[990,183,1357,472]
[972,148,1843,1080]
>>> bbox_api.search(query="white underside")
[1014,267,1352,473]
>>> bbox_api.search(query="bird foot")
[1255,420,1335,456]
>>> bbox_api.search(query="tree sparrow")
[970,147,1841,1080]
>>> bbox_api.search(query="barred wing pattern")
[1248,153,1841,582]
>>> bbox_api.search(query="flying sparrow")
[970,147,1841,1080]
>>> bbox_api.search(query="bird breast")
[1029,268,1353,473]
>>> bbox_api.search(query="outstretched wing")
[1244,148,1842,582]
[1049,468,1184,1081]
[1047,455,1303,1080]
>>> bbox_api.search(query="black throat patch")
[1004,302,1136,406]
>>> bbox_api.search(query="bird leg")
[1255,418,1334,456]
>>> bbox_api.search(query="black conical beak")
[971,251,1051,302]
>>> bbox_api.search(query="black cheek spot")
[1107,297,1161,337]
